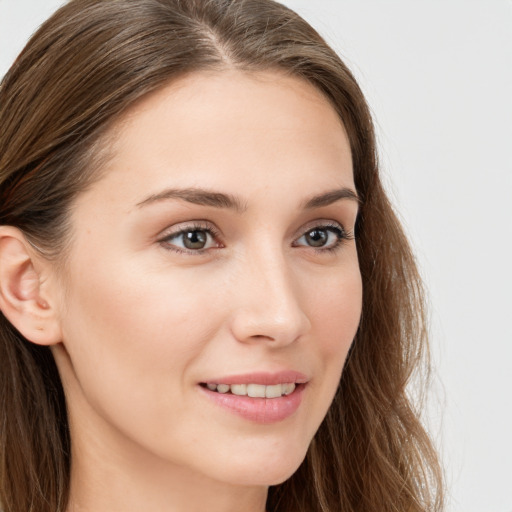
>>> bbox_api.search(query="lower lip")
[199,384,306,424]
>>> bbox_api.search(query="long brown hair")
[0,1,444,511]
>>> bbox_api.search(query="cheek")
[308,262,362,355]
[303,259,362,409]
[57,259,224,419]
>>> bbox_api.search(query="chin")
[214,442,309,487]
[225,465,303,488]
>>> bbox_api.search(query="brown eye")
[162,227,218,252]
[182,230,208,249]
[304,228,329,247]
[294,225,345,250]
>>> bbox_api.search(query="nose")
[229,248,311,347]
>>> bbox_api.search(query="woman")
[0,1,444,511]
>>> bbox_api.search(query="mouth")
[199,382,298,398]
[198,372,308,424]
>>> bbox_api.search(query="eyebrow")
[136,187,247,213]
[301,188,361,209]
[136,186,360,212]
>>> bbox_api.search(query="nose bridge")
[230,241,310,345]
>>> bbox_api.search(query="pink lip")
[203,370,308,386]
[199,384,306,424]
[198,371,309,424]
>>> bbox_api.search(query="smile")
[202,382,296,398]
[199,377,307,423]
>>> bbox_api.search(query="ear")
[0,226,62,345]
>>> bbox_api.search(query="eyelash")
[293,222,354,253]
[158,221,223,255]
[158,221,354,255]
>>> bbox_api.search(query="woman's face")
[52,70,362,488]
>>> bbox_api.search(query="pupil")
[306,229,327,247]
[184,230,207,249]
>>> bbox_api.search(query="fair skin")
[0,70,361,512]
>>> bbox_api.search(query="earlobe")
[0,226,62,346]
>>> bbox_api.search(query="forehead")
[82,69,354,210]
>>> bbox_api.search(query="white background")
[1,1,511,511]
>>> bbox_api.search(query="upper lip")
[202,370,309,386]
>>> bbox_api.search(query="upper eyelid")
[158,220,220,238]
[158,219,349,238]
[295,219,346,236]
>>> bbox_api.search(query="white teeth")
[265,384,282,398]
[282,383,296,395]
[247,384,266,398]
[230,384,247,396]
[205,382,297,398]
